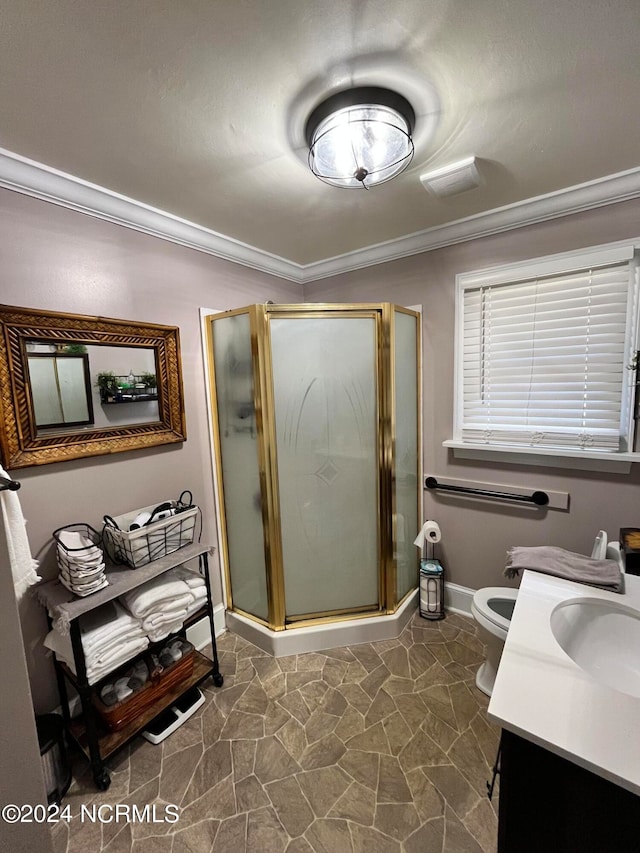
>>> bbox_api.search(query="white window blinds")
[460,256,637,452]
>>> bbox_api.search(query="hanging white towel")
[0,464,41,600]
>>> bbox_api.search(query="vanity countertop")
[488,569,640,796]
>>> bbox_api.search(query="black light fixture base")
[304,86,416,149]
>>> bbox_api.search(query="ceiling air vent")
[420,156,482,197]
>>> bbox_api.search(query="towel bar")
[0,474,20,491]
[425,476,549,506]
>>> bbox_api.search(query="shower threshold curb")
[225,589,419,657]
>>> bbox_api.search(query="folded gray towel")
[504,546,623,593]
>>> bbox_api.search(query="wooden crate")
[92,645,195,732]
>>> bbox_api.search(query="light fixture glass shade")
[305,88,415,189]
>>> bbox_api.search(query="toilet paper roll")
[413,520,442,550]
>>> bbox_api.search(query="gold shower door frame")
[205,303,421,633]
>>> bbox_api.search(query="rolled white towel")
[60,562,106,578]
[59,574,109,597]
[56,530,98,552]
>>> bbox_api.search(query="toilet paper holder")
[419,559,445,621]
[414,520,445,620]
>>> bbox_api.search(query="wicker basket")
[103,504,199,568]
[92,643,195,732]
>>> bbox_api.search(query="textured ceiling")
[1,0,639,265]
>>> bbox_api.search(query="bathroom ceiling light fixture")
[304,86,416,189]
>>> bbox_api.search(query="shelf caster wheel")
[212,672,224,688]
[95,770,111,791]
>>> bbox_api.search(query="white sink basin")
[550,598,640,698]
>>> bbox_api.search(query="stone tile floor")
[51,612,500,853]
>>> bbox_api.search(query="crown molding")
[0,146,639,285]
[300,166,640,282]
[0,147,305,283]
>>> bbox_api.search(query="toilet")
[471,587,518,697]
[471,530,612,697]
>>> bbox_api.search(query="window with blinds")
[456,245,639,454]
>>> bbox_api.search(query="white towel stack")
[56,528,108,597]
[120,566,207,642]
[44,601,149,685]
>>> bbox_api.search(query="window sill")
[442,440,640,474]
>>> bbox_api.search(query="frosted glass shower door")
[394,309,420,600]
[269,315,380,619]
[210,311,269,622]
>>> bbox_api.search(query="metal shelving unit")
[38,543,223,790]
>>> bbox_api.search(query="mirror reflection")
[26,341,160,434]
[0,303,186,469]
[27,351,93,428]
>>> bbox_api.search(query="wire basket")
[102,504,199,568]
[53,523,107,597]
[53,523,104,575]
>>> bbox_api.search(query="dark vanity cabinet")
[498,729,640,853]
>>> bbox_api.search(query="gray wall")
[0,188,302,712]
[305,198,640,591]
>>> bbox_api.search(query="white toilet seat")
[471,586,518,633]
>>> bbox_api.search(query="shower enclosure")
[205,303,421,652]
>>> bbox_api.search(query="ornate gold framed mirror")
[0,304,187,468]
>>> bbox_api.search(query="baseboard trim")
[185,603,227,650]
[444,581,474,616]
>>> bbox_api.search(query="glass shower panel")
[394,309,420,600]
[270,316,379,618]
[211,313,269,621]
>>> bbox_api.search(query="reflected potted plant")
[140,372,157,393]
[95,371,118,402]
